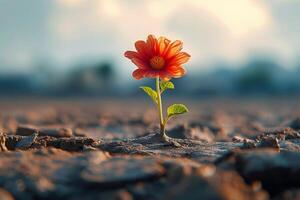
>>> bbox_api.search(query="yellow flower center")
[150,56,165,70]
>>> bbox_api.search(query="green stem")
[156,77,165,135]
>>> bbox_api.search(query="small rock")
[15,133,38,150]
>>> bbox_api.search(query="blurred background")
[1,0,300,97]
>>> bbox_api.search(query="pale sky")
[0,0,300,79]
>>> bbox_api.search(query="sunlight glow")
[1,0,299,73]
[193,0,272,36]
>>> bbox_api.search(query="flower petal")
[164,40,183,59]
[135,40,151,58]
[124,51,141,59]
[166,66,186,78]
[159,71,172,81]
[158,36,170,55]
[146,34,158,55]
[131,58,150,69]
[161,76,171,81]
[145,70,159,78]
[167,52,191,66]
[132,69,146,80]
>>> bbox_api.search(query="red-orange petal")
[132,69,146,80]
[145,70,159,78]
[131,58,150,69]
[135,40,151,58]
[157,36,171,55]
[159,71,172,81]
[167,66,186,78]
[124,51,140,59]
[146,34,158,55]
[164,40,183,59]
[167,52,191,66]
[161,76,171,81]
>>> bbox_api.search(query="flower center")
[150,56,165,70]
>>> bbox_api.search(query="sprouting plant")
[124,34,190,142]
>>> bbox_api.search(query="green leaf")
[160,81,174,93]
[140,86,158,104]
[167,104,188,118]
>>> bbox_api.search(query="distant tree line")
[1,58,300,97]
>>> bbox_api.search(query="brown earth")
[0,98,300,199]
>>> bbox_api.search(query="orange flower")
[124,34,190,81]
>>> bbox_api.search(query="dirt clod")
[15,133,38,150]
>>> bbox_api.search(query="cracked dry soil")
[0,98,300,200]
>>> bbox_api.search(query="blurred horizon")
[1,0,300,97]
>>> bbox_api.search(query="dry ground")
[0,97,300,200]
